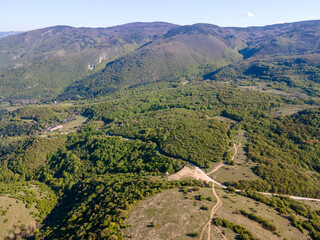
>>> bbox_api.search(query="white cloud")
[245,12,254,18]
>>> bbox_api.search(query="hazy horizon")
[2,0,320,31]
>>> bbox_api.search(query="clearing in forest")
[0,196,37,239]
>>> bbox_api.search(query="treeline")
[214,217,258,240]
[0,119,40,137]
[40,176,208,240]
[239,190,320,240]
[237,209,278,233]
[37,125,183,190]
[1,78,320,239]
[0,122,203,239]
[0,181,58,222]
[25,125,189,239]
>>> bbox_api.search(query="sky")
[1,0,320,31]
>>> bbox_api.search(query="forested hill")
[0,22,177,101]
[2,20,320,101]
[60,20,320,99]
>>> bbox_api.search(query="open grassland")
[213,162,260,184]
[269,104,315,118]
[124,185,311,240]
[0,196,37,239]
[214,187,310,240]
[124,187,215,240]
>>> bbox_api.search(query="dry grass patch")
[0,196,37,239]
[214,187,310,240]
[123,187,215,240]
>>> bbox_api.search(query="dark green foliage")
[0,136,67,179]
[186,232,200,238]
[3,20,320,240]
[0,105,81,137]
[83,82,283,169]
[214,217,258,240]
[37,127,183,188]
[200,206,209,210]
[0,120,40,137]
[111,108,229,167]
[238,209,278,232]
[28,124,211,239]
[40,177,207,240]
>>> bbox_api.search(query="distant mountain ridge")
[1,20,320,101]
[0,22,177,100]
[0,31,21,38]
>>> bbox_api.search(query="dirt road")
[108,133,320,239]
[207,143,239,175]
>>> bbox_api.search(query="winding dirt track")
[198,173,224,240]
[214,226,228,240]
[207,143,239,175]
[198,145,240,240]
[107,133,320,238]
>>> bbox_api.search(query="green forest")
[1,79,320,239]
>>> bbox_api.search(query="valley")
[1,20,320,239]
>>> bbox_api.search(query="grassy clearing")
[123,187,215,240]
[214,187,310,240]
[208,130,260,183]
[238,82,315,99]
[39,115,87,136]
[269,104,315,118]
[60,115,87,132]
[0,196,37,239]
[213,163,259,184]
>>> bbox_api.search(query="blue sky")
[1,0,320,31]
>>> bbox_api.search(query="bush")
[186,232,199,238]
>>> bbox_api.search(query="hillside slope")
[0,22,177,100]
[3,20,320,101]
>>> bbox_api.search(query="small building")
[47,125,63,132]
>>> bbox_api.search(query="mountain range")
[1,20,320,101]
